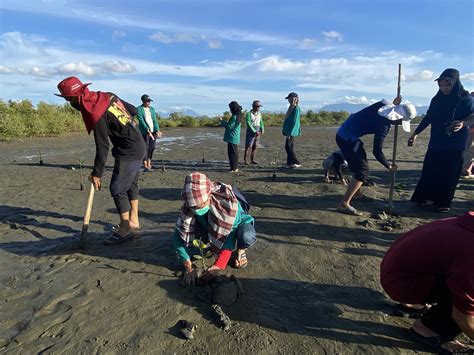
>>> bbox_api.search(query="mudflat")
[1,126,472,354]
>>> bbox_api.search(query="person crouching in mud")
[173,172,257,285]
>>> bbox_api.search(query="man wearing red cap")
[56,76,146,244]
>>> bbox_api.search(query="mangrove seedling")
[38,148,44,165]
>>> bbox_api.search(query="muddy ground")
[0,126,472,354]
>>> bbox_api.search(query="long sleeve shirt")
[414,95,474,152]
[173,202,254,268]
[336,100,392,169]
[221,115,241,144]
[92,94,146,177]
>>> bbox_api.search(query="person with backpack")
[136,94,162,172]
[172,172,257,285]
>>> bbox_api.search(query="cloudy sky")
[0,0,473,114]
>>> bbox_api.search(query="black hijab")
[228,101,243,123]
[428,68,469,124]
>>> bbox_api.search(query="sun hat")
[55,76,91,97]
[378,103,417,133]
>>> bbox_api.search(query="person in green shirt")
[135,94,162,172]
[173,172,257,285]
[244,100,265,165]
[219,101,242,172]
[282,92,302,168]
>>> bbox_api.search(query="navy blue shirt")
[337,100,392,169]
[415,95,474,152]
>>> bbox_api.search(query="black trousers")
[142,134,156,161]
[285,136,300,165]
[227,143,239,170]
[109,159,141,214]
[420,278,461,341]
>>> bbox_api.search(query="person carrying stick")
[335,97,416,216]
[55,77,146,245]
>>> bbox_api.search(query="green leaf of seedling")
[192,239,207,249]
[204,250,213,258]
[192,254,203,260]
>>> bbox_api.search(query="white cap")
[378,103,417,133]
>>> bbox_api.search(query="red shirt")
[381,212,474,315]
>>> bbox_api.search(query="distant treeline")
[0,99,422,140]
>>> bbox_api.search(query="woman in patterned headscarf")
[173,172,257,285]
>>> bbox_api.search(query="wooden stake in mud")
[388,63,402,214]
[79,182,95,248]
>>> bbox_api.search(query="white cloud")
[112,30,126,40]
[29,66,51,77]
[149,32,173,43]
[342,96,378,105]
[403,70,434,82]
[149,31,200,44]
[322,31,343,42]
[57,62,98,76]
[101,60,136,73]
[258,56,305,72]
[298,38,317,49]
[208,39,222,49]
[0,65,13,74]
[461,73,474,81]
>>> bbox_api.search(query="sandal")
[391,304,427,318]
[408,328,471,354]
[111,224,141,232]
[337,205,363,217]
[103,230,135,245]
[234,252,248,269]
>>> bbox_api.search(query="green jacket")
[245,111,265,134]
[136,105,160,136]
[282,106,301,137]
[221,115,241,144]
[173,202,254,262]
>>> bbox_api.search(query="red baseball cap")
[55,76,91,97]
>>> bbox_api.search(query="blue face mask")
[193,205,210,216]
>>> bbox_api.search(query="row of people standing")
[219,92,302,172]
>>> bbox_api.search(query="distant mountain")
[158,109,200,118]
[318,103,368,113]
[318,103,429,116]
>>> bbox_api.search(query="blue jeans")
[236,222,257,249]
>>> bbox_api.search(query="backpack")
[232,186,251,214]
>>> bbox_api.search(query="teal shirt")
[173,202,254,262]
[282,106,301,137]
[136,105,160,136]
[221,115,241,144]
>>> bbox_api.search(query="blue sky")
[0,0,473,115]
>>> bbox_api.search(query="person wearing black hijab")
[219,101,243,172]
[408,68,474,212]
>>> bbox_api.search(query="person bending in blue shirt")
[335,96,416,216]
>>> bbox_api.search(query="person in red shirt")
[380,212,474,353]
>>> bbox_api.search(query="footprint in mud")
[12,286,87,347]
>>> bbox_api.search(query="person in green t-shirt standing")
[244,100,264,165]
[136,94,162,172]
[219,101,242,172]
[282,92,302,168]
